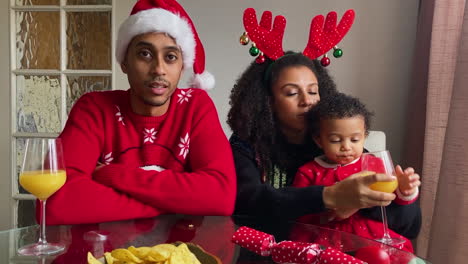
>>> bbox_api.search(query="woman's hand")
[329,208,359,221]
[322,172,396,210]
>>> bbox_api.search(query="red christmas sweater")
[292,156,419,252]
[45,88,236,224]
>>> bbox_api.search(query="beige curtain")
[405,0,468,263]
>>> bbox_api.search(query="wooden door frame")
[0,1,12,230]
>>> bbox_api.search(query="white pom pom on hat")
[116,0,215,90]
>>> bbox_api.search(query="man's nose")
[152,59,166,76]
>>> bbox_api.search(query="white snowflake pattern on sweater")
[177,89,193,104]
[178,133,190,159]
[115,105,125,125]
[101,152,113,165]
[143,128,157,144]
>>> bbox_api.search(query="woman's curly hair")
[227,52,338,183]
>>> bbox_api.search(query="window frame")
[9,0,115,228]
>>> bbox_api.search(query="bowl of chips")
[87,242,221,264]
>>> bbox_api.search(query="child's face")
[314,116,366,165]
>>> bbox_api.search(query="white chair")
[364,130,386,152]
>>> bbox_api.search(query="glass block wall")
[11,0,113,227]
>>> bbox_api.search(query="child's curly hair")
[306,92,374,139]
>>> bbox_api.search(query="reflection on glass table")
[0,215,430,264]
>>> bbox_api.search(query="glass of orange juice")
[18,138,67,256]
[361,150,405,246]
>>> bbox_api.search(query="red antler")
[303,9,355,60]
[243,8,286,60]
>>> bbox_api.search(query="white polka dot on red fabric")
[232,226,276,256]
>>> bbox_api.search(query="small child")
[292,93,420,252]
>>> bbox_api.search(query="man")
[46,0,236,224]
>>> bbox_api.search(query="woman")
[227,52,421,239]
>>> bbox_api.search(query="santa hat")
[116,0,215,90]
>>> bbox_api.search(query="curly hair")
[306,92,374,139]
[227,52,338,184]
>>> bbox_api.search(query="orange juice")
[359,170,398,193]
[19,170,66,200]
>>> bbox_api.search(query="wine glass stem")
[380,206,391,240]
[39,199,47,245]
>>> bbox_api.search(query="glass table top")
[0,214,430,264]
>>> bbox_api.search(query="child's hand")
[395,165,421,196]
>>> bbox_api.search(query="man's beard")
[142,96,171,107]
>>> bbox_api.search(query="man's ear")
[313,136,323,149]
[120,61,128,74]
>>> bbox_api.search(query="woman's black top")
[230,134,421,239]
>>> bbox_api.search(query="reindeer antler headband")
[239,8,355,66]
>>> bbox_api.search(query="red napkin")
[231,226,275,256]
[232,226,365,264]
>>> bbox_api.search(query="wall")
[115,0,420,164]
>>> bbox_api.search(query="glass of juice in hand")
[361,150,405,246]
[18,138,67,256]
